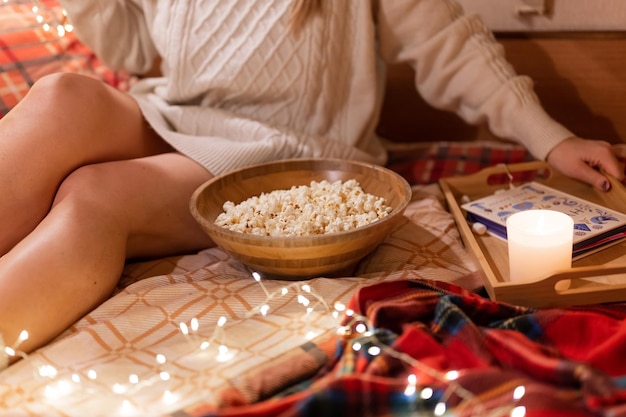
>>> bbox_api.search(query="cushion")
[0,0,130,117]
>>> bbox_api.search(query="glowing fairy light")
[190,318,199,332]
[404,384,416,397]
[297,294,310,307]
[44,380,73,399]
[1,329,30,367]
[17,330,28,343]
[1,253,525,416]
[354,323,368,334]
[511,406,527,417]
[24,1,72,38]
[38,365,58,378]
[119,399,136,416]
[251,271,270,297]
[434,401,447,416]
[445,370,459,381]
[259,304,270,316]
[216,345,232,363]
[333,302,346,320]
[336,325,350,336]
[162,390,179,405]
[420,387,434,400]
[367,346,381,356]
[112,383,126,395]
[403,376,422,399]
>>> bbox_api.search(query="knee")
[27,73,111,110]
[54,164,123,220]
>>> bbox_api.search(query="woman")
[0,0,623,364]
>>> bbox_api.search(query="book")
[461,181,626,259]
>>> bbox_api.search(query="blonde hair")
[290,0,323,35]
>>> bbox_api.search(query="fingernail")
[602,180,610,191]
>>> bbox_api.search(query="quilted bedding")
[4,2,626,417]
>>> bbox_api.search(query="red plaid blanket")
[0,0,130,117]
[176,278,626,417]
[385,141,535,185]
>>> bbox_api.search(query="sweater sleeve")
[375,0,573,161]
[58,0,158,74]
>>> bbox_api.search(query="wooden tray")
[439,161,626,308]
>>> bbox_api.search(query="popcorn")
[214,179,392,236]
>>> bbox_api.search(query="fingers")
[546,137,626,192]
[573,164,612,192]
[591,143,626,183]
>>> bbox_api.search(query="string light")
[511,406,527,417]
[0,268,531,416]
[8,0,73,39]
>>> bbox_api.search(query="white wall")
[456,0,626,32]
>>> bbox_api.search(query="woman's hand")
[546,136,625,191]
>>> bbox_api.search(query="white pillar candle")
[506,209,573,283]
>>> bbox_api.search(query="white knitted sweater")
[59,0,573,175]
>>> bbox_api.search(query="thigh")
[0,73,174,253]
[2,72,172,179]
[54,152,216,259]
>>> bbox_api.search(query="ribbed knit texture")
[59,0,572,175]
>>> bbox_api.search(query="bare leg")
[0,153,213,354]
[0,72,172,254]
[0,72,214,355]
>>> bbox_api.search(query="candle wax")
[507,210,573,283]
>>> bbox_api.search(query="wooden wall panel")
[377,34,626,145]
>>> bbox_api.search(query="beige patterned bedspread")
[0,185,480,417]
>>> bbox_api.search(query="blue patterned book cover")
[461,182,626,258]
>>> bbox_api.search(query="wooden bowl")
[190,158,412,279]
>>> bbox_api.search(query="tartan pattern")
[179,279,626,417]
[2,3,626,416]
[385,140,536,185]
[0,0,130,117]
[386,141,626,185]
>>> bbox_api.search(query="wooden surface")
[378,34,626,145]
[440,161,626,308]
[190,158,412,279]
